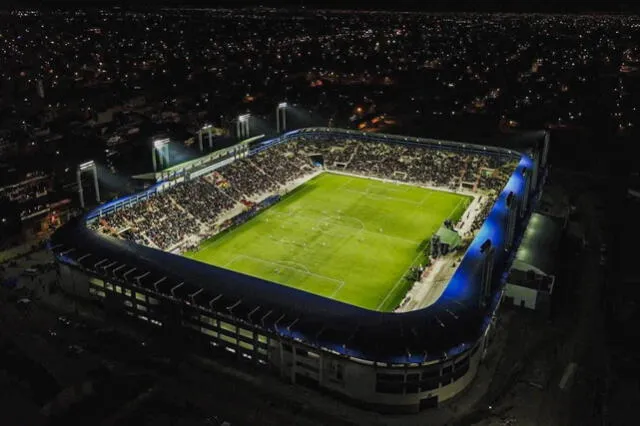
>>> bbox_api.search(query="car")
[66,344,85,357]
[58,316,72,326]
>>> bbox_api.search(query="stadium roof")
[50,127,536,364]
[512,212,563,276]
[132,135,264,181]
[435,225,462,249]
[507,269,554,292]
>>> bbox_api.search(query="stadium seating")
[93,138,511,251]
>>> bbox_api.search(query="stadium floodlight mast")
[77,160,100,209]
[152,138,170,172]
[276,102,288,133]
[236,114,251,140]
[199,124,214,152]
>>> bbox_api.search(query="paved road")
[533,176,608,426]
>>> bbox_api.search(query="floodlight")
[153,138,170,149]
[79,160,95,171]
[77,160,100,208]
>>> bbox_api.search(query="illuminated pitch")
[186,173,470,311]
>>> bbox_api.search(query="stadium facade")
[49,128,546,413]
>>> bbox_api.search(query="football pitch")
[184,173,471,312]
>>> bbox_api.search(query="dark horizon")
[13,0,640,14]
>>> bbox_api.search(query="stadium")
[49,127,547,413]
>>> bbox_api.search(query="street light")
[152,138,170,172]
[277,102,288,133]
[236,114,251,140]
[77,160,100,209]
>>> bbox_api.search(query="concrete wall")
[58,263,91,298]
[55,259,489,414]
[269,335,485,413]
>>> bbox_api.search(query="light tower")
[276,102,288,133]
[77,161,100,209]
[236,114,250,140]
[152,138,170,172]
[37,79,45,99]
[542,131,550,167]
[199,124,214,152]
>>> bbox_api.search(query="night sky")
[25,0,640,13]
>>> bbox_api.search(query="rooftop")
[511,212,563,276]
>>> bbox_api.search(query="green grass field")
[184,173,471,312]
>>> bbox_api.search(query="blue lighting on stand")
[84,180,166,221]
[439,154,532,307]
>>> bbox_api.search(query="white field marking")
[336,176,354,191]
[419,191,434,206]
[271,210,416,246]
[270,210,357,230]
[227,254,344,291]
[329,280,346,298]
[324,215,416,245]
[329,214,366,231]
[249,211,367,301]
[270,237,313,250]
[271,216,349,242]
[344,188,425,206]
[376,197,469,311]
[376,248,425,311]
[364,180,410,194]
[446,197,466,220]
[278,259,312,273]
[327,170,479,199]
[224,254,245,268]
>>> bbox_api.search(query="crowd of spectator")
[295,138,511,193]
[250,144,310,186]
[151,189,201,248]
[92,190,201,250]
[469,196,494,235]
[92,144,313,250]
[91,138,512,252]
[170,179,235,227]
[221,160,279,198]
